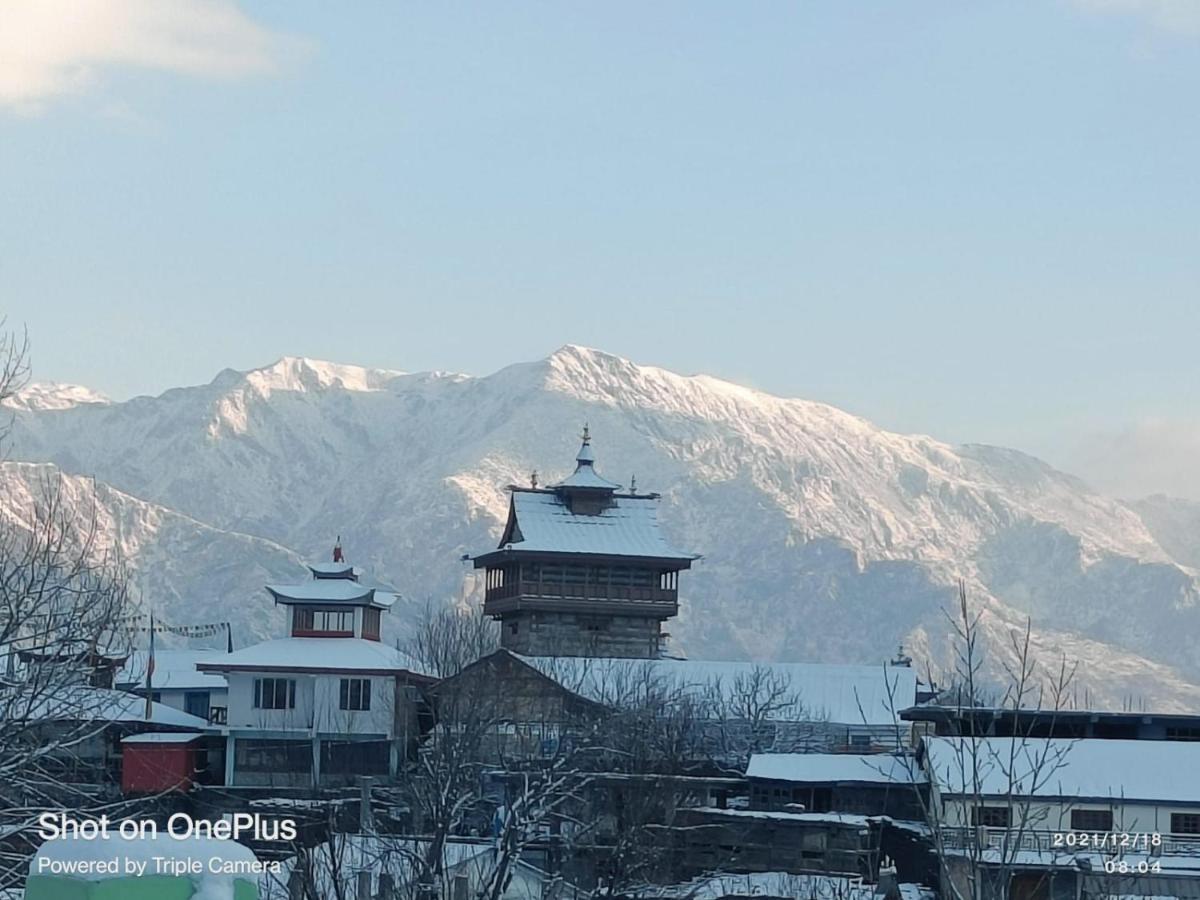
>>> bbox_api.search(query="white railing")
[941,827,1200,857]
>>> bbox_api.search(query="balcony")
[484,578,678,617]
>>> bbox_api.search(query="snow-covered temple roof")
[492,490,694,560]
[514,653,916,725]
[924,736,1200,804]
[475,426,694,564]
[265,578,397,608]
[308,561,357,579]
[551,426,622,491]
[196,638,431,677]
[747,752,921,784]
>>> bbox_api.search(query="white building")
[923,736,1200,898]
[197,557,433,787]
[115,649,230,724]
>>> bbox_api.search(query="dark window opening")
[972,806,1012,828]
[253,678,296,710]
[1172,813,1200,835]
[339,678,371,711]
[1071,809,1113,831]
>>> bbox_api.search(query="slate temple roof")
[475,427,695,565]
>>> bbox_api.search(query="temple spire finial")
[530,469,539,489]
[575,423,595,468]
[333,536,344,563]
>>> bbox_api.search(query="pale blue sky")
[2,2,1197,496]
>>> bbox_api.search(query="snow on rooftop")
[116,649,228,692]
[516,654,915,725]
[266,579,396,607]
[553,465,623,490]
[308,561,357,577]
[197,638,430,676]
[121,732,203,744]
[10,685,209,729]
[925,737,1200,803]
[747,752,922,784]
[497,490,693,559]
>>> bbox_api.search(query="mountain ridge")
[5,346,1199,710]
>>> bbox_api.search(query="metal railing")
[941,826,1200,857]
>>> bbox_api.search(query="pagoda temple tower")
[473,427,696,658]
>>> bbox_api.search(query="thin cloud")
[0,0,308,113]
[1066,418,1200,502]
[1072,0,1200,37]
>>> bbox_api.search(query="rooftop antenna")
[630,474,637,494]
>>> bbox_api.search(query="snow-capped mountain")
[5,346,1199,710]
[4,382,109,411]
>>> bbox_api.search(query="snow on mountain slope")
[0,461,309,647]
[5,346,1200,709]
[4,382,110,411]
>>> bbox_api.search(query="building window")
[972,806,1011,828]
[1071,809,1113,831]
[339,678,371,711]
[362,607,381,641]
[1171,813,1200,835]
[509,622,519,635]
[1167,727,1200,742]
[295,607,354,634]
[184,691,210,720]
[254,678,296,710]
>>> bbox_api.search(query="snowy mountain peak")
[235,356,406,396]
[3,382,110,411]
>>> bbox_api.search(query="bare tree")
[883,582,1076,900]
[404,602,499,680]
[0,327,136,889]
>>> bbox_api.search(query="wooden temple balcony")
[483,579,679,618]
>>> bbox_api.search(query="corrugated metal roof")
[925,736,1200,803]
[516,653,916,725]
[501,490,693,560]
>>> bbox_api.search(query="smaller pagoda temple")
[473,427,696,659]
[197,546,431,788]
[266,557,393,642]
